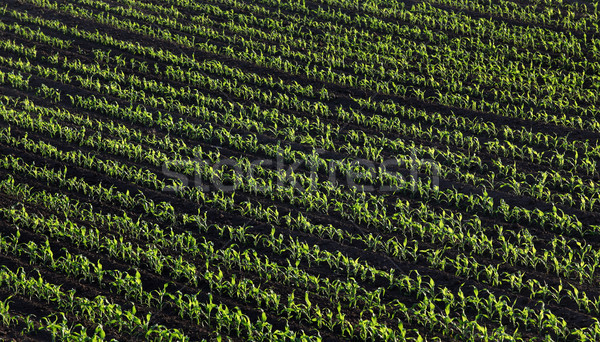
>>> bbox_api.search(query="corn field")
[0,0,600,340]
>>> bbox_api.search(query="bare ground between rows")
[1,208,335,340]
[0,172,409,341]
[4,109,600,305]
[1,31,594,180]
[3,104,597,266]
[2,17,598,194]
[1,140,598,336]
[0,175,588,340]
[0,175,548,340]
[428,1,599,38]
[1,49,597,237]
[1,137,599,328]
[5,0,599,147]
[64,0,600,133]
[4,98,600,255]
[1,0,600,336]
[0,144,416,338]
[3,77,600,318]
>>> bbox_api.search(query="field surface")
[0,0,600,340]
